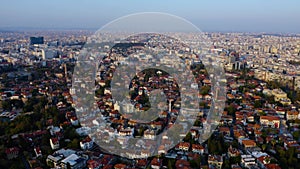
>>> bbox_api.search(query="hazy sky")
[0,0,299,33]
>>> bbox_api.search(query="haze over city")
[1,0,300,33]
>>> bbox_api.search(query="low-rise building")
[150,158,162,169]
[5,147,19,160]
[241,139,257,149]
[60,154,87,169]
[34,147,42,157]
[260,116,280,128]
[192,144,204,154]
[50,137,60,150]
[80,136,93,150]
[286,110,299,121]
[241,154,256,168]
[208,154,223,169]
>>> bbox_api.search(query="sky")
[0,0,299,33]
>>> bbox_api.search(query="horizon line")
[0,26,300,35]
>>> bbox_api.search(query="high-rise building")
[30,37,44,45]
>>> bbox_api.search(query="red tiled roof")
[260,116,280,121]
[242,139,256,147]
[5,147,19,154]
[175,159,190,169]
[192,144,204,150]
[50,137,59,144]
[136,159,147,167]
[114,163,126,169]
[150,158,162,166]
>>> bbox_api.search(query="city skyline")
[1,0,300,33]
[1,23,300,169]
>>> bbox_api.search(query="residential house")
[114,163,126,169]
[60,154,87,169]
[191,144,204,154]
[175,159,190,169]
[5,147,19,160]
[241,139,257,149]
[177,142,190,151]
[34,147,42,157]
[241,155,256,168]
[118,127,133,137]
[208,155,223,169]
[260,116,280,128]
[80,137,93,150]
[144,129,156,140]
[286,110,299,121]
[70,117,79,126]
[150,158,162,169]
[50,137,60,150]
[87,159,101,169]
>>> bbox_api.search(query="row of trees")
[276,146,299,168]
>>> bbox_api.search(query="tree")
[268,80,281,90]
[222,159,230,169]
[292,130,300,141]
[207,135,224,155]
[9,161,25,169]
[167,159,175,169]
[190,159,200,168]
[47,161,54,168]
[183,132,192,143]
[262,144,267,151]
[238,86,245,93]
[226,105,236,116]
[10,99,24,109]
[276,147,300,168]
[270,158,277,164]
[254,100,263,108]
[64,127,79,140]
[208,137,217,154]
[200,86,211,95]
[67,162,71,169]
[271,140,276,148]
[193,119,202,127]
[67,138,79,149]
[265,95,275,104]
[95,87,104,96]
[41,132,51,146]
[1,100,12,110]
[230,156,241,164]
